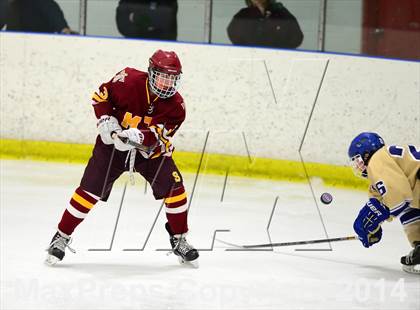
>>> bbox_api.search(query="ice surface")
[1,159,419,309]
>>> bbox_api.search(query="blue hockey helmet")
[348,132,385,178]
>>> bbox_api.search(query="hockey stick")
[224,235,357,249]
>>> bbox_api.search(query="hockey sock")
[164,186,188,234]
[401,208,420,246]
[58,187,98,235]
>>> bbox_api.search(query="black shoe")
[400,241,420,274]
[165,223,199,266]
[45,231,75,265]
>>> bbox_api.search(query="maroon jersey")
[91,68,186,158]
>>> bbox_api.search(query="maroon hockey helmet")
[148,50,182,99]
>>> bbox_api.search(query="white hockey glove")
[114,128,144,152]
[97,115,122,145]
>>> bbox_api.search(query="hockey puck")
[320,192,333,205]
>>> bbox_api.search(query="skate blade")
[178,256,199,268]
[44,254,60,266]
[402,264,420,274]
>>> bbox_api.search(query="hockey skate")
[401,241,420,274]
[45,231,75,266]
[166,223,199,268]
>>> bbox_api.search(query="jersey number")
[375,181,387,196]
[172,171,181,182]
[389,145,420,161]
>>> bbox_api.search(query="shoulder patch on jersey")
[112,69,128,83]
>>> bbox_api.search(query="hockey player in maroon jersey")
[46,50,199,267]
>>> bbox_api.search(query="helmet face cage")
[349,154,368,178]
[148,67,181,99]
